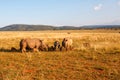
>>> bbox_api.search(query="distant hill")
[0,24,55,31]
[0,24,80,31]
[0,24,120,31]
[56,26,80,30]
[81,25,120,29]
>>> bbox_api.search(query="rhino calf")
[48,45,54,51]
[53,41,60,51]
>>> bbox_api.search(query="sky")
[0,0,120,27]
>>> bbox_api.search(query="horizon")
[0,0,120,27]
[1,24,120,28]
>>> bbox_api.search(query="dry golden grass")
[0,30,120,80]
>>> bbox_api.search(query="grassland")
[0,30,120,80]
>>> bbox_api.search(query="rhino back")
[26,38,40,48]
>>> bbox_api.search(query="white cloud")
[94,4,103,11]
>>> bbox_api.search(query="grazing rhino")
[20,38,47,53]
[60,38,73,51]
[39,41,48,51]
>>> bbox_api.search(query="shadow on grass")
[0,47,75,53]
[0,47,20,53]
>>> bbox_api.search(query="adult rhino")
[20,38,47,53]
[60,38,73,51]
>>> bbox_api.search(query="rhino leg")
[60,46,62,51]
[66,47,68,51]
[22,48,26,53]
[33,48,39,52]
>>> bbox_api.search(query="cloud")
[94,4,102,11]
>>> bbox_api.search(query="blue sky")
[0,0,120,27]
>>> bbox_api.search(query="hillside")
[0,24,120,31]
[0,24,80,31]
[0,24,55,31]
[82,25,120,29]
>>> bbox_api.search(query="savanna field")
[0,30,120,80]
